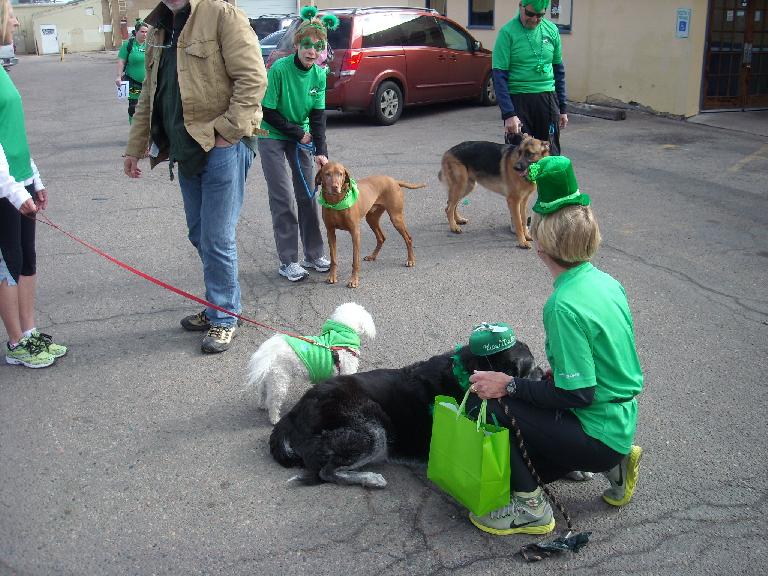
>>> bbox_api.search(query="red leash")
[32,212,357,354]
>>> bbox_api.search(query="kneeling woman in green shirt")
[468,156,643,536]
[258,7,337,283]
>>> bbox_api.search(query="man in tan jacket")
[123,0,267,354]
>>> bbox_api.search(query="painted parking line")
[728,143,768,172]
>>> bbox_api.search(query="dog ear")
[314,166,324,189]
[343,169,351,191]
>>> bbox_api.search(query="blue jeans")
[178,141,254,328]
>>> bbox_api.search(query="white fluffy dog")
[246,302,376,424]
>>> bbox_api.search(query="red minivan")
[266,7,495,125]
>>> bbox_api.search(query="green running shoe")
[6,337,55,368]
[602,445,643,506]
[469,489,555,536]
[29,329,67,358]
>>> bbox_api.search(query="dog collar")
[451,345,472,391]
[318,178,359,210]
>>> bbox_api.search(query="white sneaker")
[279,262,309,282]
[301,256,331,273]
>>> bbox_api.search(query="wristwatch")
[505,377,517,397]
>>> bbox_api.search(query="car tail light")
[340,50,362,77]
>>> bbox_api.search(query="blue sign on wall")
[676,8,691,38]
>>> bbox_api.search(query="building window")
[469,0,494,28]
[426,0,447,16]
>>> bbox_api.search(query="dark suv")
[267,7,495,125]
[249,14,295,40]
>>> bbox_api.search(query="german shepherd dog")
[439,133,550,248]
[269,340,541,488]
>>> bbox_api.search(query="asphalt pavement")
[1,52,767,576]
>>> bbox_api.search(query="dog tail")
[396,181,427,190]
[245,336,284,394]
[269,418,303,468]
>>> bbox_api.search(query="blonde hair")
[531,205,602,265]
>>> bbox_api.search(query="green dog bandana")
[318,178,360,211]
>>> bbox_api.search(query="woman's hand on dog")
[468,371,510,399]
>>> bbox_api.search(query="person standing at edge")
[123,0,267,354]
[1,0,68,368]
[467,156,643,535]
[492,1,568,155]
[115,20,149,124]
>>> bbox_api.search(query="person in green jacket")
[468,156,643,536]
[115,20,149,123]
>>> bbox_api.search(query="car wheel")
[479,73,496,106]
[371,81,403,125]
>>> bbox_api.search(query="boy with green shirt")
[467,156,643,535]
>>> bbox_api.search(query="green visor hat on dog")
[528,155,591,215]
[469,323,517,356]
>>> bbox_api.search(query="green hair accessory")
[321,13,340,31]
[300,6,318,20]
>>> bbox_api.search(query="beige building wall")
[14,0,106,54]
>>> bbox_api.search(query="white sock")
[22,327,36,339]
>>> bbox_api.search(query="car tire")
[479,73,496,106]
[370,80,403,125]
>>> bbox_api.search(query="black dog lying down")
[269,340,541,487]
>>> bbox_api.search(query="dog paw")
[363,255,376,262]
[347,277,359,288]
[362,473,387,488]
[450,226,463,234]
[405,260,415,267]
[326,276,338,284]
[456,216,468,225]
[517,241,532,249]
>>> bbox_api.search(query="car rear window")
[361,13,443,48]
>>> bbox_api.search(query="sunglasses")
[524,8,546,19]
[299,39,326,52]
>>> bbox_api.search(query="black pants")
[127,77,142,119]
[467,395,623,492]
[0,184,37,283]
[510,91,561,156]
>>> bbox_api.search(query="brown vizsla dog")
[315,161,424,288]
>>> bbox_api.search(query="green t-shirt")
[543,262,643,454]
[492,15,562,95]
[118,38,147,85]
[0,67,32,182]
[283,320,361,383]
[259,55,326,140]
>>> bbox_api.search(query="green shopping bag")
[427,390,511,516]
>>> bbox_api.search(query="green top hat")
[469,323,517,356]
[528,156,591,214]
